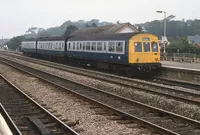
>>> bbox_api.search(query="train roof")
[68,32,142,41]
[22,38,37,42]
[37,36,65,41]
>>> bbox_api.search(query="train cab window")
[143,42,150,52]
[134,42,142,52]
[108,42,115,52]
[116,42,123,52]
[97,42,103,51]
[86,42,91,51]
[151,42,158,52]
[91,42,96,51]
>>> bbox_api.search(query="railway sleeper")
[9,110,42,116]
[27,116,51,135]
[173,126,194,134]
[116,119,134,124]
[17,126,29,131]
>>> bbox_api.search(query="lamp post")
[156,10,167,60]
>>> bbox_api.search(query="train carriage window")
[68,42,71,50]
[80,42,82,50]
[62,42,64,49]
[58,42,61,50]
[134,42,142,52]
[143,42,150,52]
[103,42,107,51]
[73,42,76,50]
[116,41,123,52]
[51,43,53,49]
[91,42,96,51]
[86,42,91,51]
[83,42,86,50]
[151,42,158,52]
[77,42,80,50]
[97,42,103,51]
[108,42,115,52]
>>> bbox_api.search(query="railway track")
[1,53,200,106]
[1,51,199,91]
[0,75,79,135]
[0,56,200,135]
[148,77,200,91]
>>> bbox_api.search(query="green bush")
[166,38,200,54]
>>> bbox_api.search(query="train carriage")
[21,38,37,56]
[37,37,65,57]
[67,32,161,72]
[21,32,161,75]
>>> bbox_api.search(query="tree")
[91,22,97,27]
[6,35,25,50]
[63,25,78,36]
[137,26,142,32]
[167,15,176,21]
[167,38,200,53]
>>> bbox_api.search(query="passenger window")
[68,43,71,50]
[116,42,123,52]
[151,42,158,52]
[86,42,90,51]
[104,42,107,51]
[91,42,96,51]
[80,43,82,50]
[77,42,80,50]
[134,42,142,52]
[59,44,62,50]
[73,42,76,50]
[97,42,103,51]
[143,42,150,52]
[83,42,86,50]
[108,42,115,52]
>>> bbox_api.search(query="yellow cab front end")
[128,33,161,71]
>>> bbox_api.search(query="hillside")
[25,19,113,38]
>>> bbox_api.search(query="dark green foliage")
[137,26,142,32]
[136,17,200,38]
[63,25,78,36]
[167,38,200,54]
[24,19,113,38]
[5,35,25,50]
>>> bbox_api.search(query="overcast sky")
[1,0,200,38]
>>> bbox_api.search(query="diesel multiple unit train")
[21,32,161,74]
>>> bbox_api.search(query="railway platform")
[0,114,13,135]
[0,104,21,135]
[161,61,200,71]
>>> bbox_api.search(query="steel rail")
[1,57,200,135]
